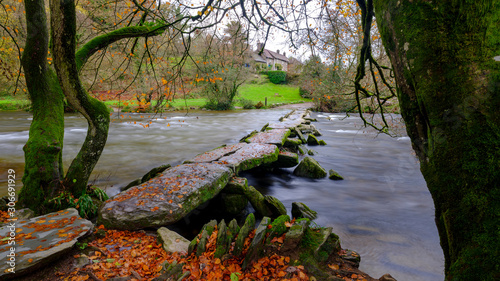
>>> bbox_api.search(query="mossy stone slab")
[245,129,291,146]
[218,143,279,174]
[184,143,246,163]
[98,163,232,230]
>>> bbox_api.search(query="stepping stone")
[218,143,279,173]
[245,129,290,146]
[0,208,93,279]
[98,163,232,230]
[184,143,246,164]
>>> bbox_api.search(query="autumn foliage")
[65,224,309,281]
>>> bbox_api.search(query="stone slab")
[0,208,93,280]
[98,163,233,230]
[245,129,291,146]
[184,143,246,163]
[218,143,279,173]
[268,110,309,129]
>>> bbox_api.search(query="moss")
[75,25,167,70]
[269,215,291,239]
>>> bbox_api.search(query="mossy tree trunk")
[372,1,500,280]
[18,0,65,212]
[49,0,110,196]
[20,0,168,212]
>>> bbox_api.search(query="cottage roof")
[253,53,267,63]
[261,49,289,63]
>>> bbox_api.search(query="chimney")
[283,51,286,56]
[276,50,280,54]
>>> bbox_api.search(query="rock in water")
[98,163,232,230]
[293,157,327,178]
[328,169,344,180]
[264,195,287,218]
[307,134,320,145]
[291,202,318,220]
[0,208,93,279]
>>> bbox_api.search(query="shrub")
[255,101,264,109]
[239,98,255,109]
[275,63,283,71]
[203,99,233,110]
[286,72,300,84]
[267,70,287,84]
[299,87,313,99]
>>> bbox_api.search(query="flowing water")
[0,110,444,281]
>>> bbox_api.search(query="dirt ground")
[273,102,315,110]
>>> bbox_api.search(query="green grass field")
[0,75,310,112]
[0,96,31,111]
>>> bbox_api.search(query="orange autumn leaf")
[328,263,340,270]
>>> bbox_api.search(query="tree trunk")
[20,0,170,211]
[49,0,110,196]
[373,1,500,280]
[19,0,65,213]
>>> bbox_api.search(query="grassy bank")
[0,96,31,111]
[0,75,311,112]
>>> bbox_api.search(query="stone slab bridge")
[98,109,316,230]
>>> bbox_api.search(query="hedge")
[267,70,287,84]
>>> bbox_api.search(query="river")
[0,110,444,281]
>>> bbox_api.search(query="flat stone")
[218,143,279,174]
[157,227,190,254]
[246,129,290,146]
[184,143,246,163]
[0,208,93,279]
[98,163,233,230]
